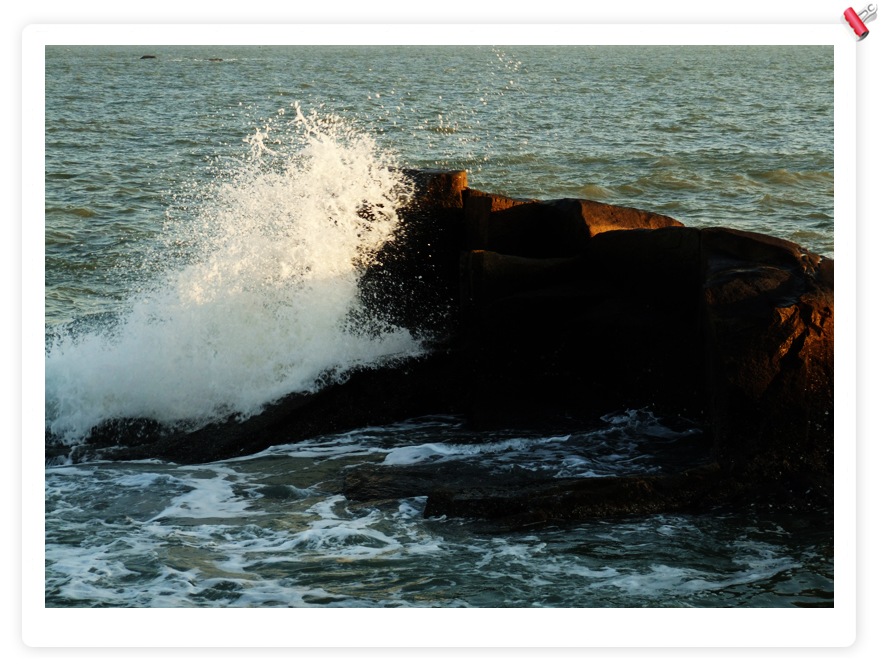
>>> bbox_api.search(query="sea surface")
[43,45,835,608]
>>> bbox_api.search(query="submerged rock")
[423,464,732,527]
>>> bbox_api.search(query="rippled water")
[45,45,834,324]
[43,45,835,608]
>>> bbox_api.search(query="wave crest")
[46,105,422,444]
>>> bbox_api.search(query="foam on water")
[374,409,702,477]
[45,105,423,443]
[148,466,260,521]
[44,416,831,608]
[381,437,548,466]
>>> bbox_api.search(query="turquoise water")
[43,45,834,608]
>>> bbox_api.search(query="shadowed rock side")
[419,223,833,524]
[462,226,706,431]
[359,168,468,340]
[50,169,834,524]
[462,188,682,259]
[701,229,834,505]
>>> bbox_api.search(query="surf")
[45,104,423,444]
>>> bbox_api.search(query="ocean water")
[43,45,834,608]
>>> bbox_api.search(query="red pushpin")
[845,4,877,40]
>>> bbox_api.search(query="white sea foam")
[45,105,422,443]
[380,435,568,467]
[148,466,259,521]
[44,448,817,608]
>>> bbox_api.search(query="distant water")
[44,45,834,608]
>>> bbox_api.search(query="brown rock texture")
[463,191,683,259]
[701,228,834,505]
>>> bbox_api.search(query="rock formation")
[53,169,835,523]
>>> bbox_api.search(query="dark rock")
[90,348,467,465]
[139,55,157,60]
[48,169,834,522]
[459,250,586,323]
[462,188,535,213]
[358,169,467,339]
[423,464,732,527]
[404,168,469,209]
[701,228,834,506]
[86,417,172,448]
[465,198,592,258]
[585,225,702,290]
[463,188,536,250]
[343,461,552,503]
[346,427,718,528]
[462,226,707,429]
[427,225,834,521]
[464,194,683,258]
